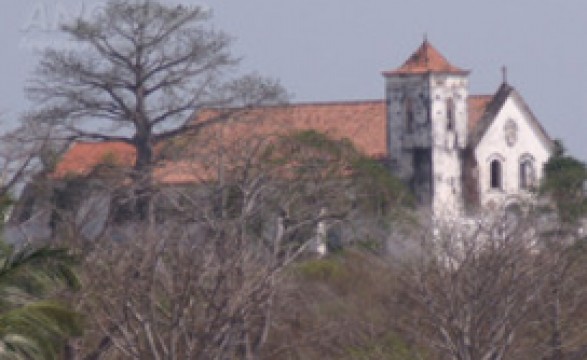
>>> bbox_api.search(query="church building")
[52,40,554,218]
[383,40,553,216]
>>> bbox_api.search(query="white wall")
[429,74,468,217]
[475,95,551,208]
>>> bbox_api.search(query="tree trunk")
[549,282,564,360]
[133,133,154,222]
[134,139,152,172]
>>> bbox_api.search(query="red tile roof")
[52,96,495,183]
[383,40,468,76]
[52,100,388,182]
[467,95,493,133]
[168,101,388,184]
[53,142,136,179]
[193,100,387,157]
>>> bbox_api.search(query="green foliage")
[297,257,346,282]
[99,151,119,167]
[270,250,425,359]
[540,141,587,223]
[351,157,414,213]
[290,130,356,158]
[355,236,385,253]
[0,301,82,360]
[0,243,81,359]
[158,135,193,160]
[345,331,422,360]
[0,246,81,298]
[552,139,565,158]
[271,130,356,180]
[269,130,412,215]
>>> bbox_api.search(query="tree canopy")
[27,0,286,171]
[541,139,587,224]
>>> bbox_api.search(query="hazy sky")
[3,1,587,159]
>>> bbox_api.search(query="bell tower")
[383,39,469,216]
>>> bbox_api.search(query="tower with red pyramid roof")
[383,38,470,216]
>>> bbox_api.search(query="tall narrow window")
[405,98,414,133]
[519,158,535,189]
[446,98,455,131]
[490,159,502,190]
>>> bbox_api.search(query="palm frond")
[0,301,82,359]
[0,242,82,359]
[0,333,46,360]
[0,246,80,306]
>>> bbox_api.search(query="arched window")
[405,98,414,133]
[446,98,455,131]
[490,159,502,190]
[519,156,535,189]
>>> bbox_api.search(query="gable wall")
[474,96,551,208]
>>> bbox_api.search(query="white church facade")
[384,40,553,216]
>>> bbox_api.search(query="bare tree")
[0,117,61,202]
[72,224,281,360]
[533,240,587,360]
[517,212,587,360]
[55,126,406,359]
[0,114,76,246]
[265,250,422,360]
[397,213,547,360]
[27,0,286,217]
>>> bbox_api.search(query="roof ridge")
[197,99,385,113]
[254,99,385,108]
[468,83,515,146]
